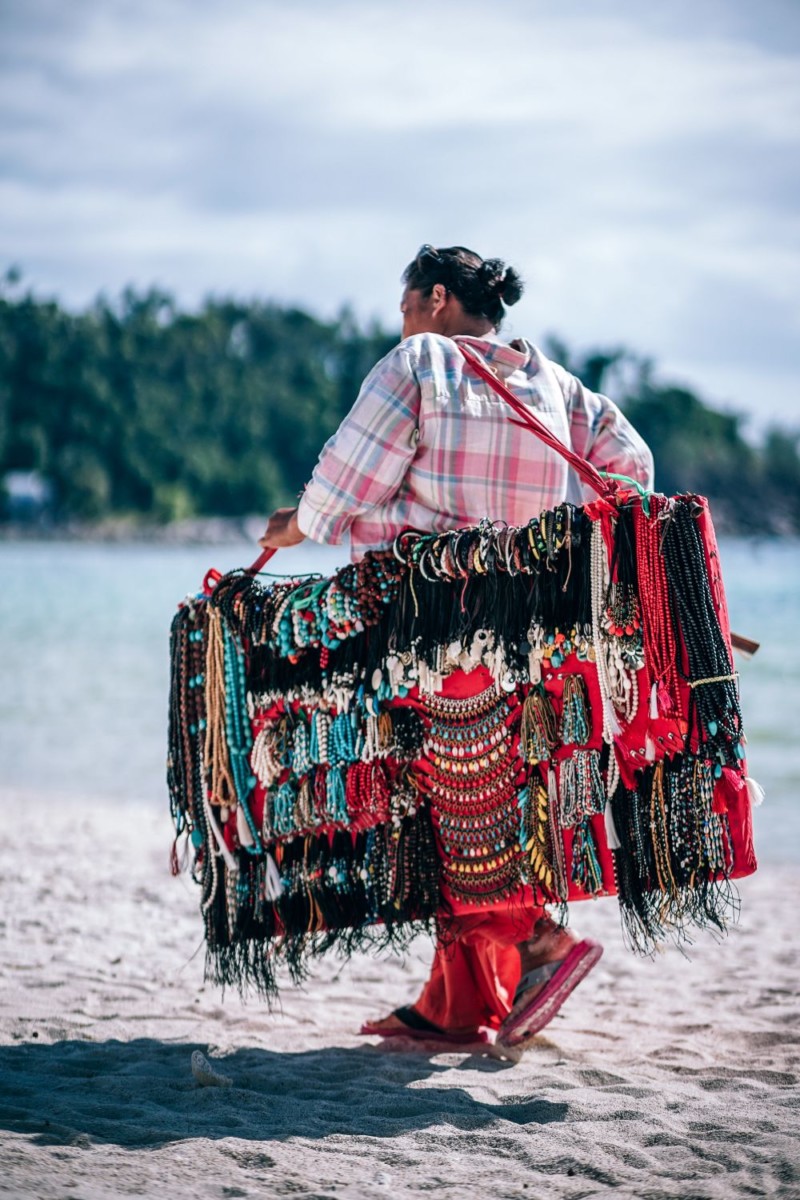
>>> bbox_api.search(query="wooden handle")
[245,546,277,576]
[731,632,760,657]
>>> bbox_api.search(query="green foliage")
[0,282,797,534]
[0,283,395,521]
[544,337,800,535]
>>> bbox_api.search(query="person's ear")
[430,283,448,317]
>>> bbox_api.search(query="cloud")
[0,0,798,426]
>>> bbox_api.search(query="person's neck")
[441,317,495,338]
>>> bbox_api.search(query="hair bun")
[478,258,504,290]
[498,266,523,306]
[478,259,524,307]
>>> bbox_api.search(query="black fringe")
[610,763,740,955]
[201,807,442,1003]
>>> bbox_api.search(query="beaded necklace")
[590,521,623,741]
[559,674,591,745]
[633,497,681,716]
[521,774,569,903]
[417,687,524,904]
[571,817,604,895]
[168,602,208,855]
[520,688,558,763]
[661,502,744,768]
[559,750,605,826]
[250,718,286,788]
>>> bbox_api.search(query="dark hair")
[402,245,524,328]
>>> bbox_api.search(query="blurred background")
[0,1,797,859]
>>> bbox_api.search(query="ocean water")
[0,538,797,864]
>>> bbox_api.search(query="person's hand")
[258,506,305,549]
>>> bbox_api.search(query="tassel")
[273,780,299,836]
[604,797,622,851]
[326,767,347,824]
[571,816,604,895]
[292,720,312,775]
[263,851,283,901]
[745,776,766,807]
[560,674,591,745]
[378,711,394,754]
[559,756,577,827]
[294,777,313,829]
[362,714,379,761]
[345,763,362,823]
[309,709,330,765]
[203,607,237,809]
[330,711,358,765]
[521,689,558,763]
[548,764,560,825]
[559,750,605,827]
[202,791,239,873]
[312,766,329,823]
[250,722,283,787]
[649,681,659,720]
[547,766,569,902]
[236,805,254,847]
[605,751,620,807]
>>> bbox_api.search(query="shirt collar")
[452,333,535,379]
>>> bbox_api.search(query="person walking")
[260,244,653,1048]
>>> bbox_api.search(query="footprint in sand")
[190,1050,232,1088]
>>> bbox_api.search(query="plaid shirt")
[297,333,654,558]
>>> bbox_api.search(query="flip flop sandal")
[497,938,603,1049]
[359,1005,489,1046]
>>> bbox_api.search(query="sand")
[0,795,798,1200]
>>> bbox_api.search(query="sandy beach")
[0,796,797,1200]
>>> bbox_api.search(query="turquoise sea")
[0,538,797,864]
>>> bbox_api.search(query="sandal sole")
[498,938,603,1049]
[359,1023,489,1046]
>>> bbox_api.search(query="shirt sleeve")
[296,342,422,544]
[550,362,655,492]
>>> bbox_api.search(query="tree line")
[1,277,798,535]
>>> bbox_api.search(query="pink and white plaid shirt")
[297,333,654,559]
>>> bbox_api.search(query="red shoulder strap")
[458,346,616,500]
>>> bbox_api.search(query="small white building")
[2,470,54,518]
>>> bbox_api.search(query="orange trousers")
[412,898,544,1034]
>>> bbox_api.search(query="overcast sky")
[1,0,798,430]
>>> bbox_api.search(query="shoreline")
[1,517,799,545]
[0,515,267,545]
